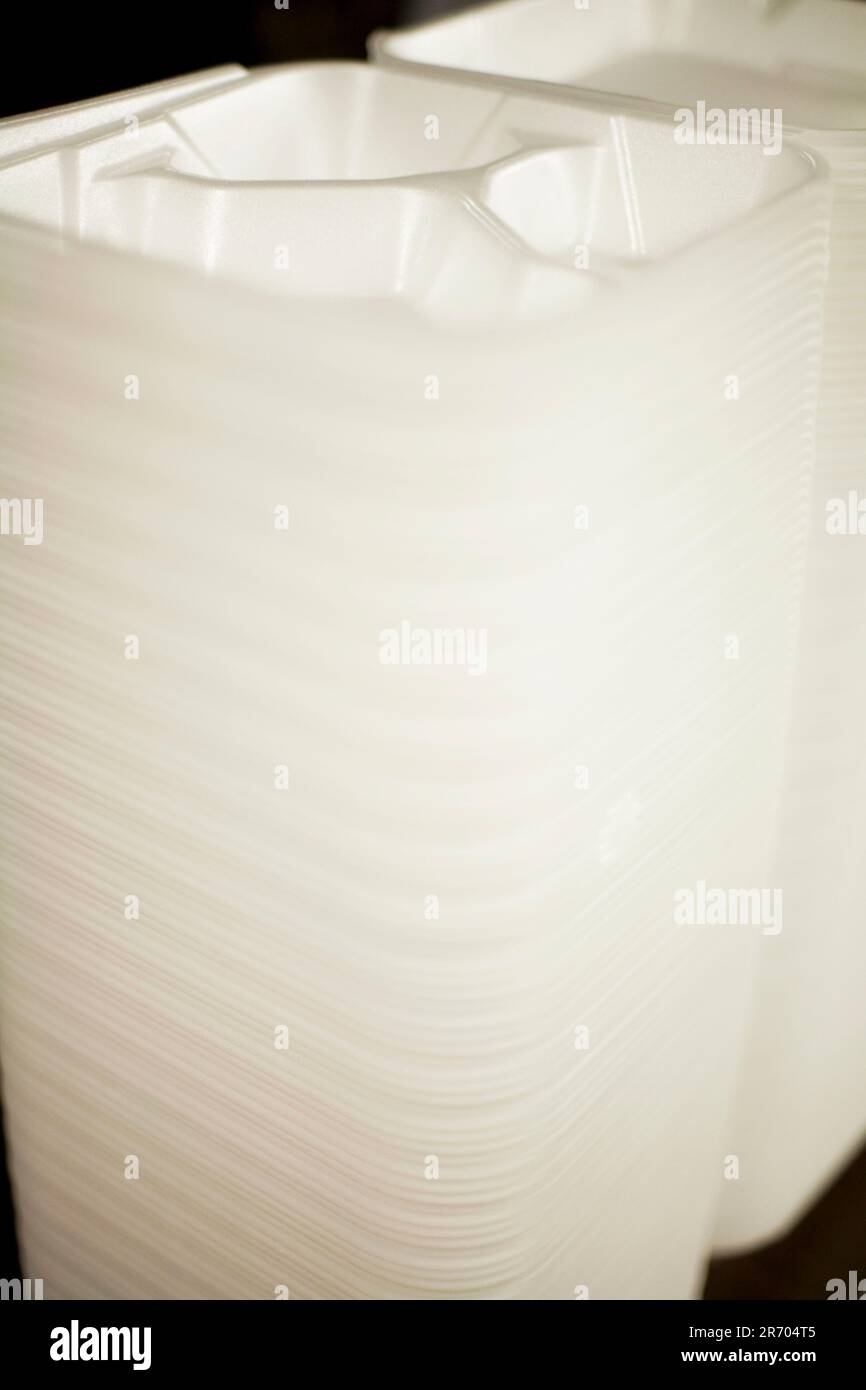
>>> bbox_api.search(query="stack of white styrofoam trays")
[372,0,866,1255]
[716,123,866,1251]
[0,63,829,1298]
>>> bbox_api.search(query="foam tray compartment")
[0,63,820,326]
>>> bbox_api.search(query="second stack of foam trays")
[375,0,866,1254]
[0,35,837,1298]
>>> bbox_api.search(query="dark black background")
[0,0,469,119]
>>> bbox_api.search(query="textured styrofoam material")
[372,0,866,131]
[0,63,830,1297]
[374,0,866,1254]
